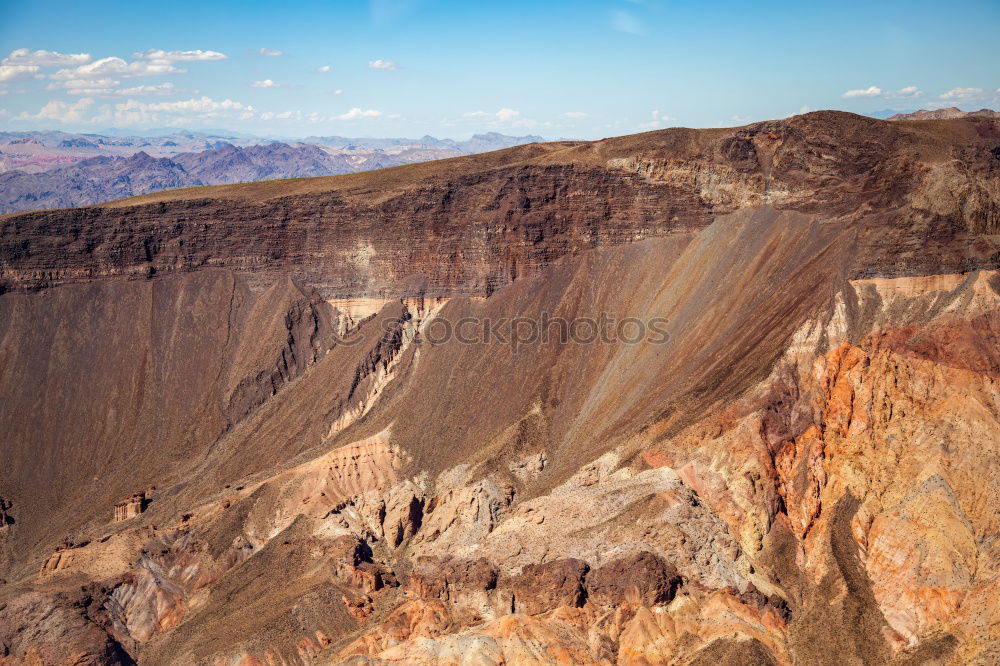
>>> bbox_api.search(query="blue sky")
[1,0,998,139]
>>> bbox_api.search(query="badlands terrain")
[1,110,999,664]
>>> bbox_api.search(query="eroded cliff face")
[2,112,999,297]
[1,113,1000,665]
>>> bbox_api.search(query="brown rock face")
[586,552,681,607]
[1,112,1000,664]
[505,558,588,615]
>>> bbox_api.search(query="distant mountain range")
[0,130,268,173]
[0,130,546,213]
[0,131,544,213]
[302,131,546,153]
[884,107,1000,121]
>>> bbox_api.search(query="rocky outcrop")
[39,543,83,576]
[504,558,588,614]
[0,590,131,665]
[223,278,338,425]
[114,493,146,522]
[586,551,681,607]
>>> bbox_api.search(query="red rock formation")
[113,493,146,522]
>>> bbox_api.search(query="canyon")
[1,110,999,665]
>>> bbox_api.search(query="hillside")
[1,110,999,665]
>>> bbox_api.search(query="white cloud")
[7,49,222,95]
[257,110,326,123]
[369,59,399,70]
[940,87,984,100]
[495,108,520,122]
[458,108,546,129]
[563,111,587,118]
[464,108,522,122]
[335,107,383,120]
[783,105,812,119]
[48,78,178,96]
[47,77,120,95]
[258,48,284,56]
[611,10,644,35]
[3,48,90,66]
[333,89,343,95]
[14,93,257,127]
[132,49,227,62]
[456,108,552,129]
[115,82,176,96]
[260,110,294,120]
[15,96,95,123]
[112,96,253,125]
[125,96,249,114]
[0,64,41,83]
[52,56,186,80]
[462,109,521,123]
[250,79,301,90]
[318,65,331,72]
[842,85,923,100]
[843,86,882,99]
[638,109,675,129]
